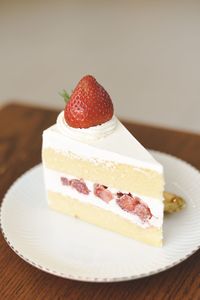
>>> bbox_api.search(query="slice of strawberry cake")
[42,75,165,247]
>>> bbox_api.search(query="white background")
[0,0,200,133]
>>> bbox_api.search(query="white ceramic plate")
[1,151,200,282]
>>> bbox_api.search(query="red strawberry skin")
[64,75,114,128]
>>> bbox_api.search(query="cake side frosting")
[43,111,163,173]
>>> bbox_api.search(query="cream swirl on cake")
[57,111,118,142]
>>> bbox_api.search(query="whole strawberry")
[62,75,114,128]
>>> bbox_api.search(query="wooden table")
[0,103,199,300]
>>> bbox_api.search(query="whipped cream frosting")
[43,111,164,173]
[57,111,118,142]
[44,167,163,228]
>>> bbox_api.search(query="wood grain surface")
[0,103,199,300]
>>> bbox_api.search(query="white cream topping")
[43,111,164,173]
[57,111,118,141]
[44,167,163,229]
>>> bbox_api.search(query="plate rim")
[0,150,200,282]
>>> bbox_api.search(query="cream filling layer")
[44,167,163,229]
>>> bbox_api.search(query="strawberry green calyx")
[59,89,70,104]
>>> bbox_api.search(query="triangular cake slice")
[42,76,165,247]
